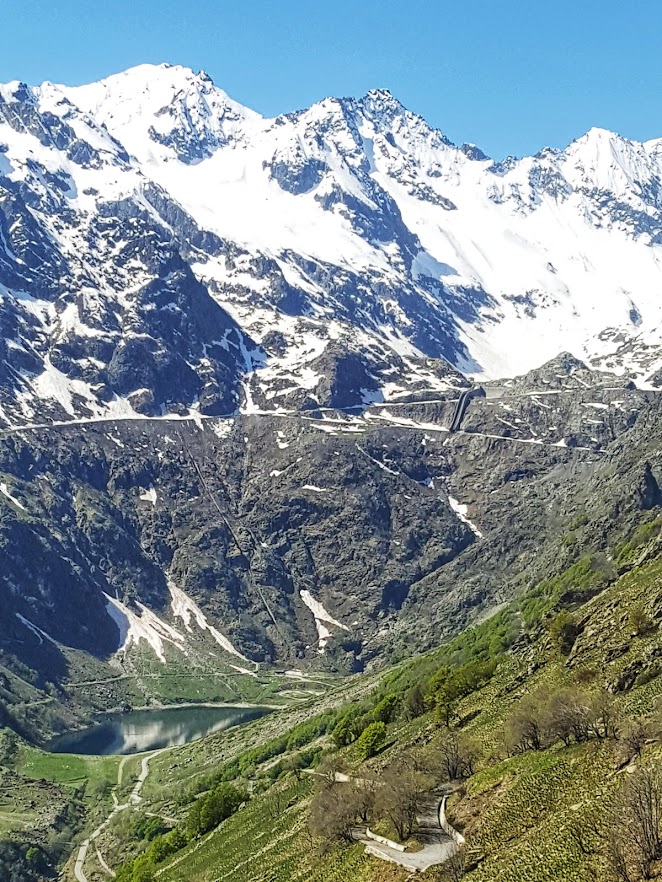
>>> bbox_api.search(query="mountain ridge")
[4,63,662,427]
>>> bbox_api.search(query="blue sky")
[2,0,661,158]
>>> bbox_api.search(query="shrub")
[404,684,428,719]
[373,693,400,724]
[629,602,655,636]
[186,782,247,839]
[549,610,580,655]
[331,707,366,747]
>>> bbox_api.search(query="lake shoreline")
[127,700,284,712]
[43,703,274,757]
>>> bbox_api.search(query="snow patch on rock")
[300,589,349,653]
[104,594,186,664]
[0,483,26,511]
[15,613,58,646]
[448,495,484,538]
[139,486,158,505]
[168,581,253,665]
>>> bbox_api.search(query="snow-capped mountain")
[3,62,662,425]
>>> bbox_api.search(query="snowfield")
[3,63,662,429]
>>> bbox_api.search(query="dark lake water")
[44,704,270,756]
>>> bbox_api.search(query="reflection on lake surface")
[45,704,269,755]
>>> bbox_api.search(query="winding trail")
[73,748,168,882]
[307,772,464,873]
[355,793,463,873]
[0,403,606,456]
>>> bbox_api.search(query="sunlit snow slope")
[2,62,662,425]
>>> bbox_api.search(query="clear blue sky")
[2,0,661,158]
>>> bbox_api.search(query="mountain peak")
[360,87,408,119]
[578,125,624,144]
[62,62,231,110]
[0,80,34,104]
[52,63,259,164]
[363,87,401,104]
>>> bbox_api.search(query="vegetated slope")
[103,514,662,882]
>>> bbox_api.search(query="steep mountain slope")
[3,63,662,429]
[1,352,661,742]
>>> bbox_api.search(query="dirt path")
[73,748,168,882]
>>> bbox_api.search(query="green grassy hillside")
[7,515,662,882]
[105,518,662,882]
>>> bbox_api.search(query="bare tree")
[622,719,650,762]
[606,826,634,882]
[351,775,377,824]
[265,786,289,820]
[315,753,348,790]
[426,730,477,783]
[378,761,430,842]
[505,696,545,754]
[628,768,662,877]
[544,688,591,747]
[605,767,662,881]
[309,774,378,845]
[309,784,359,844]
[589,691,620,741]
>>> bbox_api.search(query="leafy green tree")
[354,722,387,759]
[373,693,400,724]
[331,714,359,748]
[427,667,463,726]
[147,827,188,863]
[405,683,428,719]
[186,783,247,838]
[131,854,155,882]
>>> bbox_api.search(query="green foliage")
[186,782,246,838]
[191,710,340,795]
[377,608,514,706]
[147,828,187,863]
[521,554,613,629]
[0,841,53,882]
[548,611,580,655]
[404,683,428,719]
[373,693,400,724]
[155,777,373,882]
[0,729,18,766]
[132,815,168,842]
[118,785,245,882]
[261,745,322,780]
[635,663,662,687]
[628,601,655,636]
[615,515,662,565]
[354,722,387,759]
[331,707,363,748]
[427,659,497,725]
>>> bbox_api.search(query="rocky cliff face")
[2,353,662,734]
